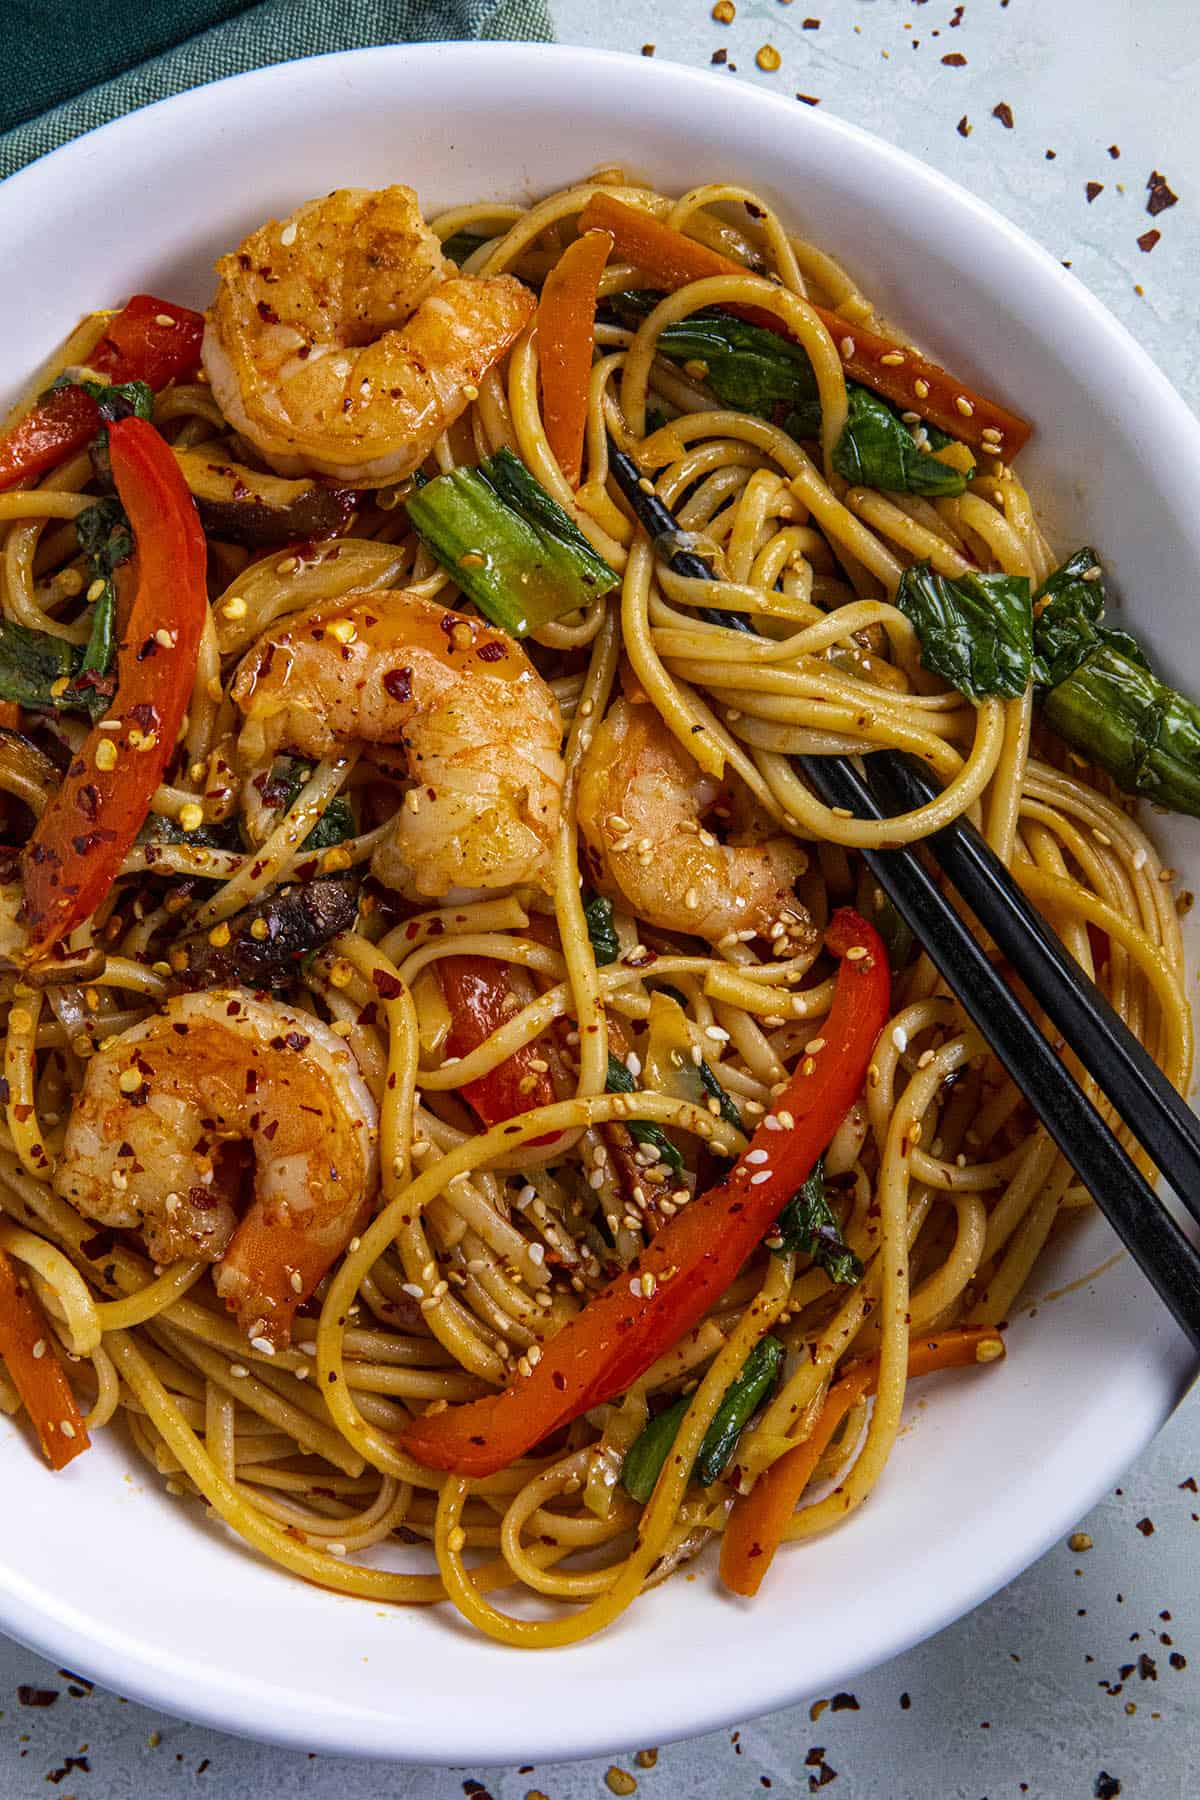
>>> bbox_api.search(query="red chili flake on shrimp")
[476,640,505,663]
[383,667,413,702]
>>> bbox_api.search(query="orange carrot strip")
[0,1247,89,1470]
[0,704,20,731]
[719,1326,1005,1597]
[538,228,613,487]
[576,193,1031,459]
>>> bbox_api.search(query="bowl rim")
[0,39,1198,1766]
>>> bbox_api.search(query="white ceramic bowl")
[1,42,1198,1766]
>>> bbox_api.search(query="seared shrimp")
[232,589,565,900]
[578,697,813,949]
[202,186,534,486]
[55,992,378,1345]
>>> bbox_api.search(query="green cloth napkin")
[1,0,553,180]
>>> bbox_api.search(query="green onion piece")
[406,447,618,636]
[621,1336,785,1501]
[697,1058,744,1132]
[1044,643,1200,817]
[605,1051,685,1176]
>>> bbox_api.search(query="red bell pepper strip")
[0,1248,90,1470]
[719,1326,1006,1597]
[438,954,558,1138]
[400,908,890,1477]
[575,193,1032,460]
[0,296,204,493]
[22,416,208,957]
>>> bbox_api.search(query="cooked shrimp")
[54,992,378,1345]
[232,589,565,900]
[202,186,535,485]
[578,696,814,949]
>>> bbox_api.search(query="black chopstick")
[606,440,1200,1350]
[867,751,1200,1224]
[799,755,1200,1349]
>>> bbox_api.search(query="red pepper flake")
[949,3,964,21]
[830,1691,860,1711]
[1135,1515,1156,1535]
[476,640,505,663]
[383,667,413,702]
[941,51,967,65]
[1146,170,1178,216]
[992,101,1015,128]
[641,43,655,56]
[371,969,404,1000]
[796,93,821,105]
[803,16,820,27]
[1108,144,1121,159]
[17,1685,58,1706]
[957,115,972,138]
[1137,229,1161,254]
[711,47,728,63]
[1045,148,1057,160]
[1086,182,1104,203]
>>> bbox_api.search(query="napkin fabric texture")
[1,0,553,180]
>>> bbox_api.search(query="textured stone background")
[2,2,1198,1795]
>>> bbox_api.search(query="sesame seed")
[684,887,701,911]
[154,312,177,328]
[1082,565,1103,582]
[901,411,921,424]
[839,335,856,360]
[746,1148,769,1164]
[764,1114,782,1131]
[629,1277,643,1298]
[975,1338,1004,1363]
[1133,847,1148,871]
[892,1025,908,1052]
[250,1335,275,1355]
[401,1282,424,1299]
[804,1037,826,1055]
[914,378,931,400]
[447,1526,467,1553]
[221,595,248,620]
[776,1110,795,1131]
[32,1339,46,1359]
[230,1364,249,1379]
[86,577,106,603]
[879,350,906,367]
[289,1270,304,1293]
[326,1542,347,1557]
[749,1170,772,1185]
[463,383,479,402]
[528,1242,546,1266]
[844,944,868,961]
[60,1420,76,1439]
[955,395,975,417]
[280,221,298,246]
[588,1168,605,1190]
[276,556,300,575]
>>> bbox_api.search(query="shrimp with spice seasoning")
[54,991,378,1346]
[202,186,535,485]
[231,588,566,900]
[578,695,814,950]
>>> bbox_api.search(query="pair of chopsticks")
[608,443,1200,1350]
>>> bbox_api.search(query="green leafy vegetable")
[440,231,488,266]
[77,378,154,424]
[583,892,619,966]
[697,1057,744,1132]
[895,561,1033,702]
[604,1051,685,1176]
[1032,548,1146,689]
[271,759,356,852]
[773,1160,863,1285]
[75,498,133,576]
[1044,643,1200,817]
[406,446,619,636]
[609,291,822,436]
[832,385,969,497]
[0,623,78,713]
[621,1336,784,1501]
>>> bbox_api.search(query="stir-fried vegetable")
[614,293,968,494]
[772,1159,862,1285]
[605,1049,685,1176]
[170,875,359,990]
[720,1327,1005,1597]
[440,230,488,266]
[0,1248,90,1470]
[832,386,970,497]
[894,562,1034,702]
[265,758,355,851]
[621,1335,784,1501]
[439,955,558,1135]
[406,447,619,635]
[640,988,743,1134]
[577,193,1032,458]
[399,910,889,1477]
[538,228,613,487]
[583,892,620,966]
[22,416,208,957]
[0,500,129,720]
[1045,641,1200,816]
[171,450,356,547]
[0,296,203,492]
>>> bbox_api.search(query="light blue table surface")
[3,3,1199,1795]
